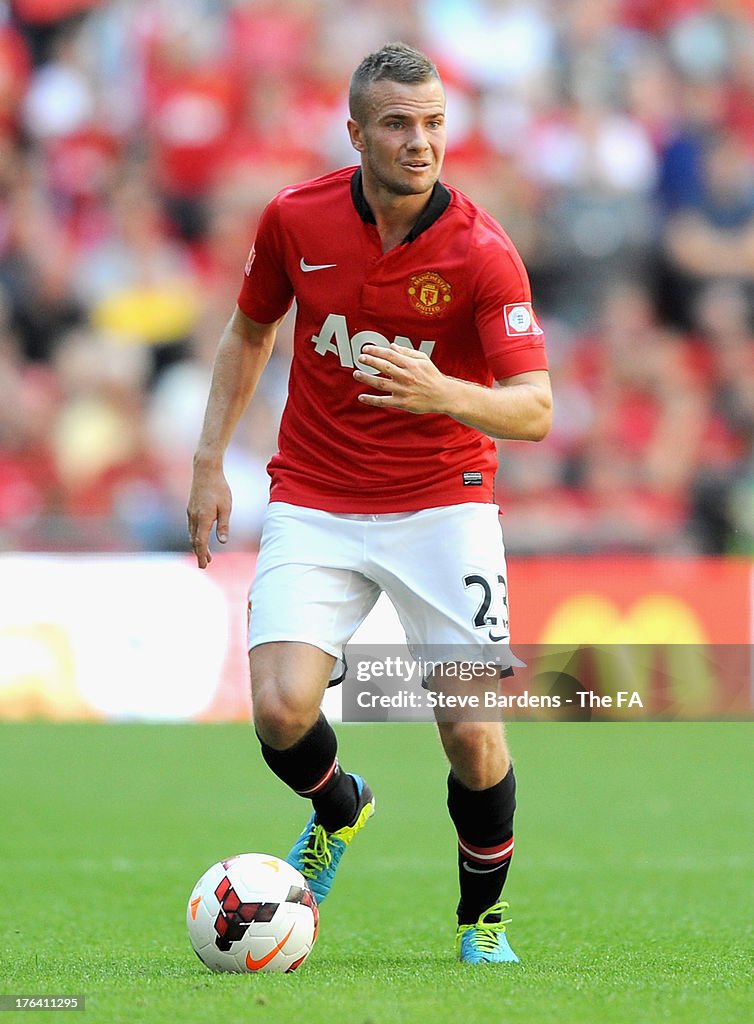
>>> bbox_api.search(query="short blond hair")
[349,42,442,123]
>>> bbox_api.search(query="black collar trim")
[350,168,451,243]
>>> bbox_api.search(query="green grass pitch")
[0,721,752,1024]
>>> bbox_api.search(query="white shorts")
[248,501,521,679]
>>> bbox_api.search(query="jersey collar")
[350,168,451,244]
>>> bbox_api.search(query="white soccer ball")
[187,853,319,973]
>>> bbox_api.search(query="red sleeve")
[236,194,295,324]
[473,235,548,380]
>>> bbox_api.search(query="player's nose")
[405,124,430,151]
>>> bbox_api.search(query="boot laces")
[300,824,333,876]
[461,901,512,953]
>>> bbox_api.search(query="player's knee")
[252,685,317,749]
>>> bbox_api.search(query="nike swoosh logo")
[245,924,295,970]
[462,861,503,875]
[488,631,507,642]
[300,258,337,273]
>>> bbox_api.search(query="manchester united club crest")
[408,271,452,316]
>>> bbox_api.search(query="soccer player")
[187,42,551,964]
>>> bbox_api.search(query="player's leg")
[251,640,363,830]
[251,641,376,904]
[369,504,520,959]
[433,708,518,963]
[248,504,380,901]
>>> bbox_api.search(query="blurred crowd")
[1,0,753,556]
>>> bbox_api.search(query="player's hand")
[353,343,450,415]
[187,461,232,569]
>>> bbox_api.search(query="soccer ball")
[186,853,319,973]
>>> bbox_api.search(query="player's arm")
[188,306,283,568]
[354,345,552,441]
[436,367,551,440]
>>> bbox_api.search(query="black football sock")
[257,712,358,832]
[447,764,516,925]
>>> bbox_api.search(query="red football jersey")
[237,166,547,512]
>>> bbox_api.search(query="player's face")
[348,79,447,199]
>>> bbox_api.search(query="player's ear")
[347,119,364,152]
